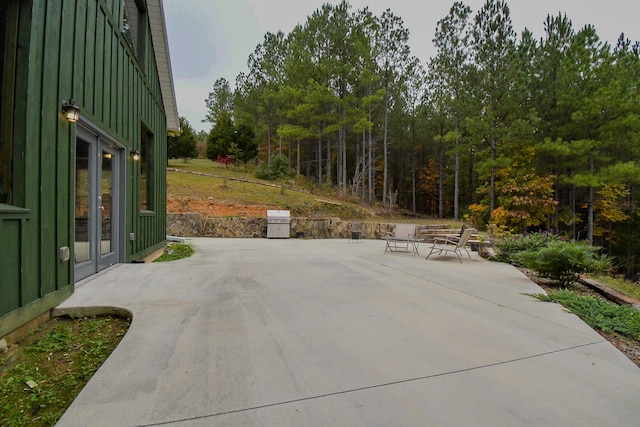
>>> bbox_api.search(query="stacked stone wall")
[166,213,395,239]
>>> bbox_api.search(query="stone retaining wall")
[167,213,395,239]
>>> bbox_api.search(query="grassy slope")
[167,159,456,223]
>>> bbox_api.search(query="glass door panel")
[100,149,113,256]
[75,138,92,265]
[98,144,118,269]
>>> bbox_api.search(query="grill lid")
[266,210,290,218]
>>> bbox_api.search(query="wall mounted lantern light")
[131,150,141,161]
[61,99,81,123]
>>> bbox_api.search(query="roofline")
[147,0,180,133]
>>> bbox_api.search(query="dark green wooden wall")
[0,0,169,337]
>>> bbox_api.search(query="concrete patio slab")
[55,238,640,426]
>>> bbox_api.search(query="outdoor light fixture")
[61,99,80,123]
[131,150,141,161]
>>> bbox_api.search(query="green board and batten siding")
[0,0,170,337]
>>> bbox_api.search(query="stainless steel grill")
[266,210,291,239]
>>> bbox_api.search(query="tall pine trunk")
[382,95,389,208]
[587,152,594,245]
[454,112,461,220]
[326,137,332,186]
[368,110,374,205]
[317,137,322,188]
[490,139,496,213]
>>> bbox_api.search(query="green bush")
[515,240,611,286]
[533,289,640,338]
[493,233,563,264]
[255,155,294,181]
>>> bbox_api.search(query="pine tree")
[168,117,198,162]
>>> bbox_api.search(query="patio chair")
[349,222,363,243]
[385,224,422,255]
[425,227,476,263]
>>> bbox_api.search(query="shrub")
[514,240,611,286]
[493,232,563,264]
[255,155,294,181]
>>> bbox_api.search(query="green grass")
[168,158,256,180]
[168,170,294,205]
[153,243,195,262]
[0,316,129,426]
[531,289,640,339]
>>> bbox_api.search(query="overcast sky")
[164,0,640,133]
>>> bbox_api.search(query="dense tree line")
[203,0,640,277]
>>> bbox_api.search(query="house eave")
[147,0,180,133]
